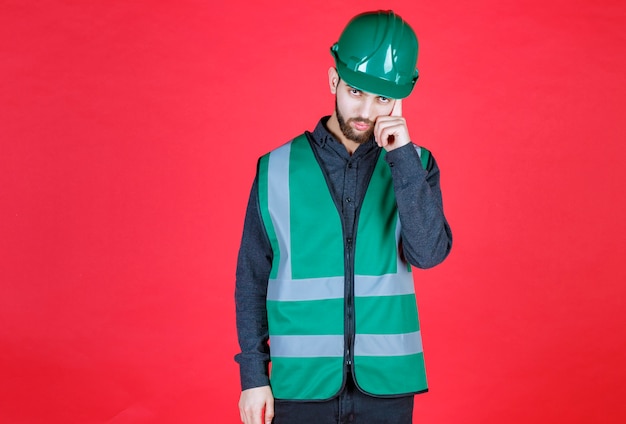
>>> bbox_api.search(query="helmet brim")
[335,59,417,100]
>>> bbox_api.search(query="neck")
[326,112,360,155]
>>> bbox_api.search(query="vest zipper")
[345,236,354,368]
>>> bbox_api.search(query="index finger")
[391,99,402,116]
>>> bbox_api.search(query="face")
[331,74,395,144]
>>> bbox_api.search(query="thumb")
[391,99,402,116]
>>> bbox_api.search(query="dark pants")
[273,374,414,424]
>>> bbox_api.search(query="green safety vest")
[258,134,430,400]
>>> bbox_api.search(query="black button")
[345,197,352,203]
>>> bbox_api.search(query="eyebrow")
[347,85,388,99]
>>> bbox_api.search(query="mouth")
[351,121,371,131]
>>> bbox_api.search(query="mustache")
[346,117,375,126]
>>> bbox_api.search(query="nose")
[356,97,375,120]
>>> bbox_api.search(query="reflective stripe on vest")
[258,134,429,400]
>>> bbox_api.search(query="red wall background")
[2,0,625,423]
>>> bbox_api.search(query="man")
[235,10,452,424]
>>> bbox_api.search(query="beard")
[336,98,375,144]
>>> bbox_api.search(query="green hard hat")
[330,10,419,99]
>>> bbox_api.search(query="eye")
[349,87,361,96]
[378,96,390,104]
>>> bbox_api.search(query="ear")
[328,67,339,94]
